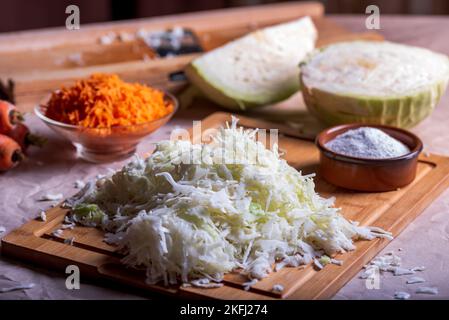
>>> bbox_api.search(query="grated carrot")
[44,73,174,129]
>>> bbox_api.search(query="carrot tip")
[27,133,47,148]
[10,110,24,125]
[11,149,25,164]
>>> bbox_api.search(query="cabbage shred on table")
[66,117,392,286]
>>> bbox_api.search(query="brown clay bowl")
[316,124,423,192]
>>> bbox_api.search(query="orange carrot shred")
[44,73,174,129]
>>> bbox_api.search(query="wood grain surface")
[3,112,449,300]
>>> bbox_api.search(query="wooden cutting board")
[0,1,383,111]
[3,112,449,299]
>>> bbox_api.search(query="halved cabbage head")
[300,41,449,128]
[185,16,317,110]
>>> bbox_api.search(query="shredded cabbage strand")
[67,117,392,285]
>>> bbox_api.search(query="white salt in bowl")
[316,124,423,192]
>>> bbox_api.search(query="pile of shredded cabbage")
[66,117,392,286]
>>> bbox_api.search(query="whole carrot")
[0,100,24,134]
[0,134,24,171]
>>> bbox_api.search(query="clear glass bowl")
[35,92,178,163]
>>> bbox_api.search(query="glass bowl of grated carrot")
[35,86,178,163]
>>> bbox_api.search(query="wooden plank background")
[0,2,385,112]
[1,0,448,32]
